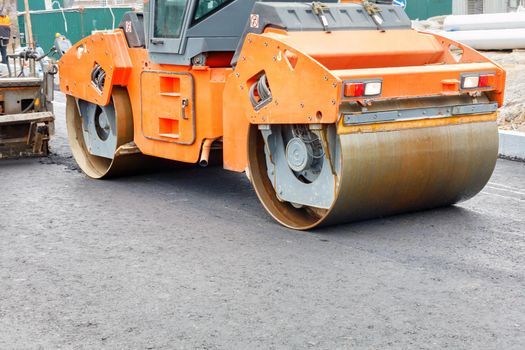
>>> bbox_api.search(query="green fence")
[17,0,65,11]
[18,7,133,51]
[17,0,47,11]
[405,0,453,20]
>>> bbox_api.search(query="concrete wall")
[499,131,525,161]
[453,0,523,14]
[484,0,508,13]
[453,0,468,14]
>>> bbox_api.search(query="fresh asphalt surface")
[1,93,524,349]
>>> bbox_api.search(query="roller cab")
[58,1,506,230]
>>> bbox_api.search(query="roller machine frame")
[58,0,506,229]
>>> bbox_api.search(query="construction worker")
[0,8,10,64]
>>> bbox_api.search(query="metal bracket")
[343,102,499,126]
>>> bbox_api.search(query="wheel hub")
[286,137,312,172]
[95,107,111,141]
[260,124,339,209]
[78,100,118,159]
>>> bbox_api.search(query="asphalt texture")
[1,93,524,349]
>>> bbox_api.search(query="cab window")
[154,0,188,38]
[193,0,232,22]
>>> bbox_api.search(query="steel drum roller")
[66,87,145,179]
[249,119,499,230]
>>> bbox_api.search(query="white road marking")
[489,181,525,192]
[489,182,517,190]
[486,185,525,196]
[481,191,524,201]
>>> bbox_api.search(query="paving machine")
[0,48,56,159]
[58,0,506,229]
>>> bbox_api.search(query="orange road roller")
[58,0,506,230]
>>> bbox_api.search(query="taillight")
[344,83,365,97]
[478,75,490,87]
[461,73,494,90]
[343,80,382,98]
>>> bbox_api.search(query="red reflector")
[478,75,490,87]
[344,83,365,97]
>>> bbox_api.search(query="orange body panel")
[59,31,132,106]
[334,62,504,103]
[272,30,446,70]
[225,32,342,125]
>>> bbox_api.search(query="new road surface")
[1,93,524,349]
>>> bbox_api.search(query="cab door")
[148,0,191,55]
